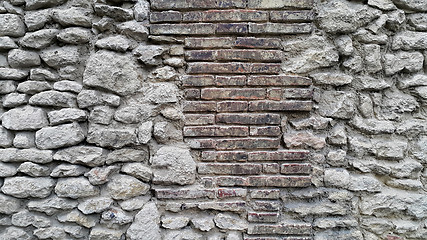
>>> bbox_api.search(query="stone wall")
[0,0,426,239]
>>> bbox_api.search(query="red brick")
[249,100,312,111]
[267,88,282,100]
[183,10,269,22]
[217,101,248,112]
[251,200,281,211]
[250,189,280,199]
[248,150,309,161]
[248,176,311,187]
[182,75,215,87]
[187,63,281,74]
[235,37,281,49]
[270,10,314,22]
[184,114,215,125]
[198,201,246,212]
[150,23,216,35]
[281,163,312,175]
[248,212,280,223]
[201,88,266,100]
[247,0,314,9]
[216,113,281,125]
[150,11,182,23]
[202,151,249,161]
[247,75,312,86]
[199,163,263,175]
[151,0,246,10]
[185,37,234,49]
[216,176,248,186]
[249,23,313,34]
[250,126,281,136]
[185,139,216,149]
[155,189,215,199]
[263,163,280,174]
[247,223,312,235]
[217,23,248,34]
[185,50,217,61]
[184,89,200,99]
[216,138,280,150]
[183,101,217,112]
[217,188,247,198]
[184,126,216,137]
[216,126,249,137]
[216,49,282,62]
[216,76,247,86]
[283,88,313,99]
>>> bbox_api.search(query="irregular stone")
[384,51,424,76]
[143,82,179,104]
[94,4,133,22]
[47,108,87,125]
[24,9,51,31]
[2,106,48,131]
[0,81,16,94]
[353,76,390,90]
[35,123,85,149]
[0,148,52,163]
[77,90,120,108]
[0,193,21,214]
[164,57,185,67]
[58,209,97,228]
[164,229,203,240]
[391,160,423,179]
[0,126,14,148]
[392,0,427,11]
[95,35,133,52]
[374,139,407,160]
[290,116,332,130]
[33,227,68,240]
[119,195,150,211]
[161,107,183,121]
[57,27,91,44]
[52,7,92,27]
[27,196,77,215]
[363,44,382,73]
[19,29,58,49]
[25,0,66,10]
[310,72,352,86]
[58,65,83,81]
[408,13,427,31]
[55,177,99,199]
[0,36,18,50]
[343,55,363,72]
[153,121,183,144]
[0,162,17,177]
[392,31,427,50]
[2,93,28,108]
[89,106,115,124]
[114,105,150,124]
[326,150,347,167]
[152,146,196,185]
[334,35,353,56]
[106,148,149,164]
[83,50,141,96]
[387,178,423,190]
[368,15,388,33]
[191,217,215,231]
[40,46,80,69]
[89,228,123,240]
[350,117,395,134]
[396,119,427,135]
[1,177,55,198]
[349,136,373,157]
[0,68,28,80]
[64,225,88,239]
[13,132,35,148]
[87,124,136,148]
[137,121,153,144]
[50,164,88,177]
[53,146,105,167]
[126,202,161,240]
[315,229,363,240]
[53,80,83,93]
[101,207,133,225]
[324,168,350,188]
[283,132,326,149]
[84,166,120,185]
[121,162,152,182]
[134,0,149,21]
[379,90,419,120]
[317,0,381,33]
[11,209,50,228]
[368,0,397,10]
[106,174,150,200]
[318,91,355,119]
[0,227,31,240]
[354,29,388,44]
[92,17,115,32]
[386,9,406,31]
[161,216,189,229]
[17,162,50,177]
[133,45,166,66]
[78,197,113,214]
[8,49,40,68]
[0,14,25,37]
[358,92,374,117]
[214,213,248,231]
[348,174,382,192]
[16,81,51,94]
[285,201,347,216]
[30,68,58,81]
[398,74,427,88]
[117,20,149,41]
[149,66,178,81]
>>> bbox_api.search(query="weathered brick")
[151,0,247,10]
[187,63,281,74]
[202,151,249,161]
[185,50,217,61]
[150,23,216,35]
[183,10,268,22]
[248,212,280,223]
[247,75,312,86]
[235,37,281,49]
[270,10,314,22]
[184,89,200,99]
[184,126,249,137]
[263,163,280,174]
[198,201,246,212]
[217,49,282,62]
[249,23,313,34]
[217,101,248,112]
[217,23,249,34]
[216,76,247,86]
[216,113,281,125]
[184,114,215,125]
[182,75,215,87]
[247,223,312,235]
[216,138,280,150]
[185,37,234,49]
[250,189,280,199]
[183,101,217,112]
[199,163,262,175]
[216,176,248,186]
[281,164,311,175]
[184,126,216,137]
[250,126,281,136]
[248,150,309,161]
[248,176,311,187]
[249,100,312,111]
[267,88,282,100]
[150,11,182,23]
[283,88,313,99]
[201,88,266,100]
[217,188,247,198]
[185,138,216,149]
[243,236,311,240]
[247,0,314,9]
[251,200,281,211]
[155,189,215,199]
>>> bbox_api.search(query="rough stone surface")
[2,106,48,130]
[106,174,150,200]
[126,202,161,240]
[35,123,85,149]
[55,177,99,199]
[1,177,55,198]
[0,14,26,37]
[53,146,106,167]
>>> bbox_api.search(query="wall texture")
[0,0,426,239]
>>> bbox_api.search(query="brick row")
[247,75,312,86]
[250,189,280,199]
[184,114,215,125]
[186,137,280,150]
[198,163,263,175]
[251,200,281,211]
[155,188,247,199]
[247,0,314,9]
[183,99,313,110]
[151,0,314,10]
[201,88,266,100]
[201,150,309,161]
[283,88,313,99]
[247,223,312,235]
[185,49,282,62]
[244,237,312,240]
[150,23,313,35]
[151,10,313,23]
[187,62,281,74]
[217,188,247,198]
[215,176,311,187]
[281,163,311,175]
[216,113,281,125]
[198,201,246,212]
[182,75,312,87]
[183,126,249,137]
[184,37,281,49]
[249,100,312,111]
[248,212,280,223]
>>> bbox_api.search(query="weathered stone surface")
[285,201,348,216]
[149,66,178,81]
[0,126,14,148]
[350,117,395,134]
[380,90,419,120]
[368,0,397,10]
[353,76,390,90]
[126,202,161,240]
[35,123,85,149]
[152,146,196,185]
[192,217,215,231]
[161,216,190,229]
[57,27,91,44]
[12,132,36,149]
[95,35,133,52]
[0,193,21,214]
[119,195,151,211]
[47,108,87,125]
[78,197,113,214]
[50,164,88,177]
[101,207,133,226]
[399,74,427,89]
[2,106,48,131]
[53,80,83,93]
[0,162,17,177]
[77,90,120,108]
[1,177,55,198]
[284,132,326,149]
[40,46,80,69]
[143,82,179,104]
[133,45,166,66]
[153,121,183,144]
[117,20,149,41]
[164,229,203,240]
[114,105,151,124]
[0,37,18,50]
[384,51,424,76]
[392,31,427,50]
[2,93,28,108]
[318,91,355,119]
[324,168,350,188]
[106,148,149,164]
[83,50,142,96]
[8,49,41,68]
[311,72,352,86]
[19,29,58,49]
[55,177,99,199]
[11,209,50,228]
[106,174,150,200]
[25,0,66,10]
[121,163,152,182]
[52,7,92,27]
[30,90,76,107]
[348,174,382,192]
[0,227,31,240]
[408,13,427,31]
[33,227,68,240]
[53,146,106,167]
[392,0,427,11]
[0,14,26,37]
[89,228,123,240]
[0,148,52,163]
[137,121,153,144]
[87,124,137,148]
[363,44,382,73]
[374,139,407,160]
[214,213,248,231]
[17,162,50,177]
[24,9,51,31]
[0,68,28,80]
[58,209,97,228]
[0,81,16,95]
[29,68,58,81]
[17,81,51,94]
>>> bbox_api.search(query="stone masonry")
[0,0,426,239]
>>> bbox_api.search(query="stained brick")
[249,23,313,34]
[184,89,200,99]
[247,223,312,235]
[248,150,309,161]
[216,138,280,150]
[250,126,281,136]
[247,0,314,9]
[247,75,312,86]
[202,88,265,100]
[235,37,282,49]
[250,189,280,199]
[183,10,268,22]
[217,49,282,62]
[281,163,312,175]
[270,10,314,22]
[249,100,312,111]
[150,23,216,35]
[243,237,312,240]
[217,23,249,34]
[216,76,247,86]
[184,114,215,125]
[155,189,215,199]
[182,75,215,87]
[217,188,247,198]
[198,163,262,175]
[248,176,311,187]
[186,138,216,149]
[184,126,249,137]
[187,63,281,74]
[267,88,282,100]
[151,0,247,10]
[216,113,281,125]
[185,37,234,49]
[202,151,249,161]
[251,200,281,211]
[150,11,182,23]
[183,101,217,112]
[283,88,313,99]
[263,163,280,174]
[217,101,248,112]
[185,50,217,61]
[198,201,246,212]
[248,212,280,223]
[184,126,216,137]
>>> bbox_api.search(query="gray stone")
[84,166,120,185]
[133,45,166,66]
[35,123,85,149]
[143,82,179,104]
[95,35,133,52]
[17,162,50,177]
[285,201,347,216]
[363,44,382,73]
[149,66,178,81]
[19,29,58,49]
[121,162,152,182]
[48,108,87,125]
[391,159,423,178]
[117,20,149,41]
[94,4,134,22]
[24,9,51,31]
[1,176,55,198]
[30,68,58,81]
[106,148,149,164]
[25,0,66,10]
[161,107,183,121]
[317,0,381,33]
[0,37,18,50]
[0,194,21,214]
[33,227,68,240]
[164,229,203,240]
[387,178,423,190]
[408,13,427,31]
[11,209,50,228]
[192,217,215,231]
[17,81,51,94]
[0,126,14,148]
[0,162,17,177]
[52,7,92,27]
[368,0,397,10]
[137,121,153,144]
[314,229,363,240]
[353,76,390,91]
[290,116,331,130]
[153,121,183,144]
[83,50,141,96]
[55,177,99,199]
[318,91,355,119]
[358,93,374,117]
[384,51,424,76]
[27,196,77,215]
[386,9,406,31]
[8,49,40,68]
[396,119,427,136]
[53,80,83,93]
[324,168,350,188]
[78,197,113,214]
[119,195,151,211]
[50,164,88,177]
[89,106,115,125]
[392,31,427,50]
[92,17,115,32]
[283,132,326,149]
[77,90,120,108]
[87,124,137,148]
[0,14,25,37]
[379,90,419,120]
[101,207,133,225]
[161,216,190,229]
[414,86,427,99]
[57,27,91,44]
[106,174,150,200]
[0,227,31,240]
[349,136,373,157]
[374,139,407,160]
[152,146,196,185]
[354,29,388,45]
[64,226,89,239]
[89,228,123,240]
[0,68,28,80]
[0,81,16,94]
[2,106,48,130]
[2,93,28,108]
[0,54,8,67]
[310,72,352,86]
[350,117,395,134]
[214,213,248,231]
[13,132,35,148]
[348,174,382,192]
[126,202,161,240]
[134,0,149,21]
[114,105,149,124]
[40,46,80,69]
[398,74,427,88]
[58,65,83,81]
[58,209,97,228]
[392,0,427,11]
[0,148,52,163]
[326,150,347,167]
[164,57,185,67]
